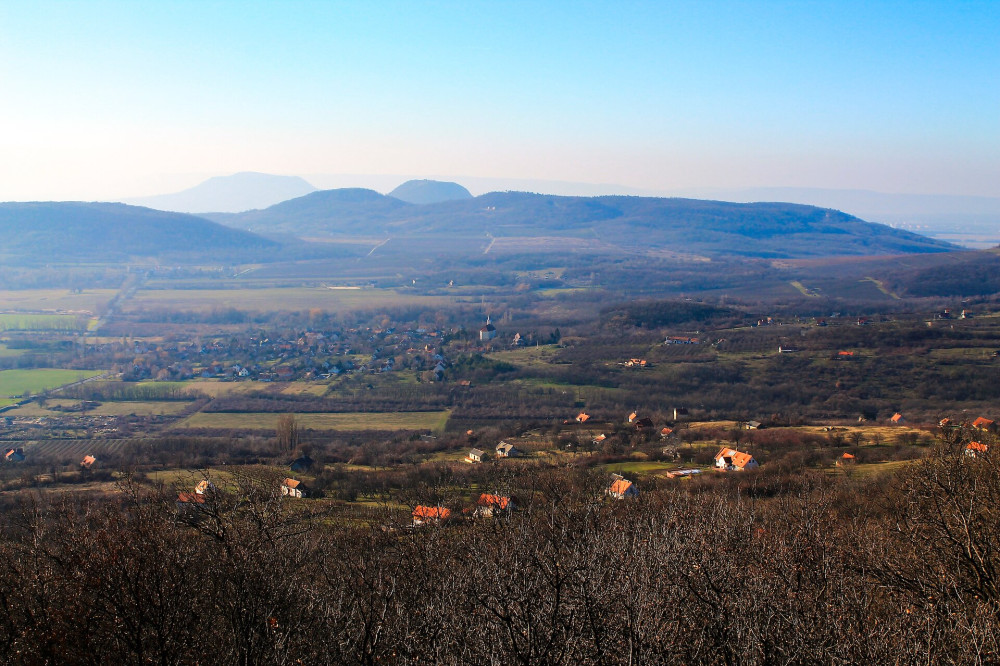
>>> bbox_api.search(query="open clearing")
[176,410,451,432]
[125,287,454,313]
[0,369,103,398]
[0,289,115,313]
[0,313,92,331]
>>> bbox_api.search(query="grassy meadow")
[0,369,103,398]
[176,410,451,432]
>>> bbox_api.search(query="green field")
[0,313,91,331]
[0,369,103,398]
[177,410,451,432]
[125,287,454,313]
[0,344,27,357]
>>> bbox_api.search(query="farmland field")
[176,410,451,432]
[0,289,115,313]
[124,287,454,313]
[0,344,27,357]
[0,313,92,331]
[0,369,103,398]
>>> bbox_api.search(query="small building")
[593,434,607,445]
[4,448,25,463]
[175,492,206,518]
[290,455,316,473]
[627,412,638,424]
[966,441,989,458]
[281,478,307,498]
[475,493,514,518]
[715,447,759,471]
[194,479,216,495]
[466,448,486,463]
[495,442,522,458]
[634,417,654,431]
[607,475,639,499]
[660,427,674,439]
[479,317,497,341]
[890,413,905,425]
[939,418,953,428]
[412,505,451,526]
[80,455,97,469]
[575,412,590,423]
[972,416,995,431]
[836,452,856,467]
[744,421,762,430]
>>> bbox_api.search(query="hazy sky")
[1,1,998,200]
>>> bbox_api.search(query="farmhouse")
[4,448,25,463]
[972,416,995,431]
[80,455,97,469]
[593,434,606,444]
[627,412,638,424]
[890,413,905,425]
[466,448,486,463]
[607,475,639,499]
[475,493,514,518]
[281,478,307,498]
[660,427,674,439]
[965,441,989,458]
[634,417,654,431]
[412,505,451,526]
[836,453,856,467]
[715,448,759,471]
[495,442,522,458]
[743,421,762,430]
[575,412,590,423]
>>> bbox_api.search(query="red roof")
[609,479,634,495]
[412,505,451,520]
[973,417,995,428]
[176,492,205,504]
[660,427,673,435]
[576,413,590,422]
[890,413,904,423]
[283,478,302,489]
[838,351,854,356]
[967,441,989,453]
[841,452,855,460]
[477,494,511,510]
[715,447,756,469]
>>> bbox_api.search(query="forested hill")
[205,189,957,258]
[0,202,277,264]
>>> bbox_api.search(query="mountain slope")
[210,189,956,258]
[124,172,317,213]
[0,202,277,264]
[388,179,473,204]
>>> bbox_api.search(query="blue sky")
[1,0,997,199]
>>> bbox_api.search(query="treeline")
[63,382,203,402]
[1,441,999,663]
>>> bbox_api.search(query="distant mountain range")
[124,172,317,213]
[204,189,956,258]
[0,202,276,264]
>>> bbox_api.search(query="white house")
[281,478,307,498]
[495,442,522,458]
[714,447,759,471]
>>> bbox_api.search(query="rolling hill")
[205,189,957,258]
[0,202,278,264]
[388,179,473,204]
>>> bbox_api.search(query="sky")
[1,0,998,201]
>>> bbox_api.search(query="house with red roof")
[715,447,759,471]
[965,441,989,458]
[607,474,639,499]
[281,478,307,498]
[973,417,996,431]
[474,493,514,518]
[412,505,451,526]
